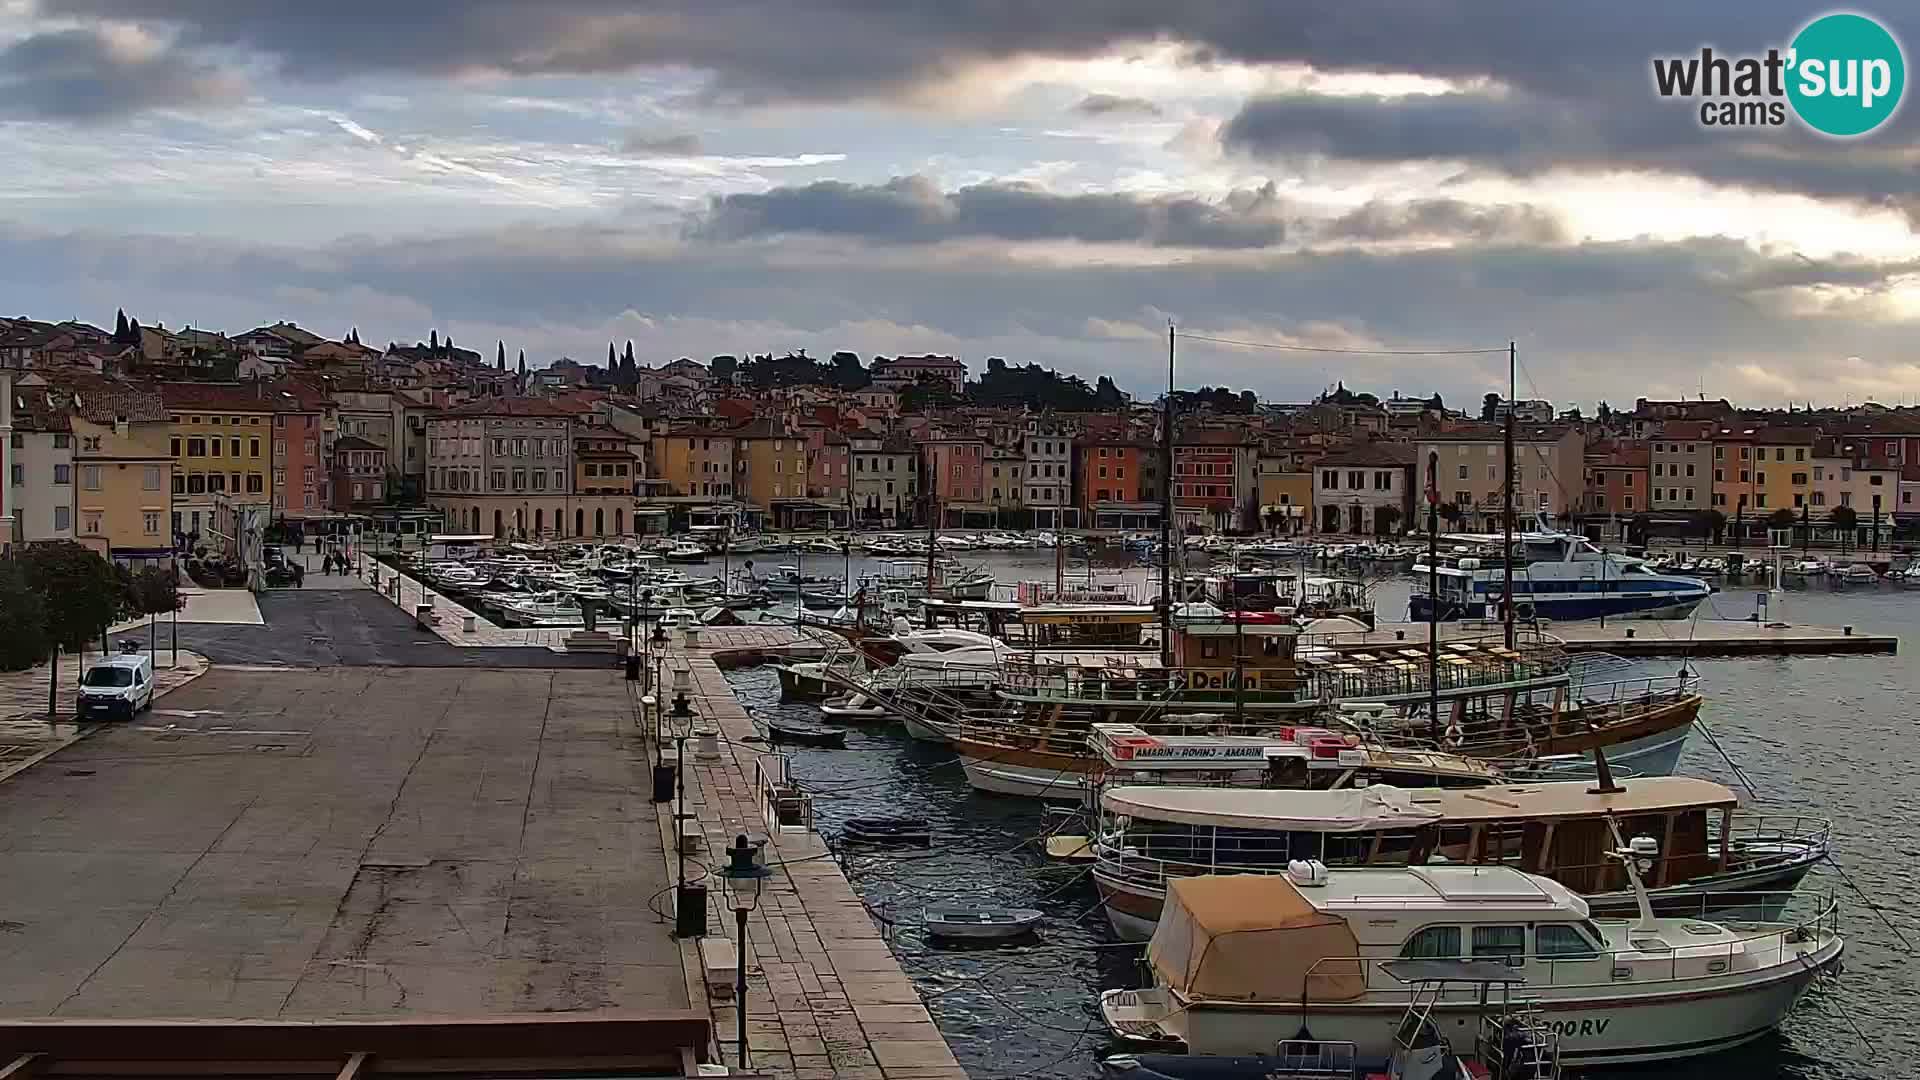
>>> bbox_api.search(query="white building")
[10,388,72,542]
[1022,418,1077,528]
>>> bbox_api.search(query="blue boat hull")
[1409,592,1704,622]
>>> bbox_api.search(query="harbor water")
[724,548,1915,1079]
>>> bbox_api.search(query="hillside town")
[3,310,1917,566]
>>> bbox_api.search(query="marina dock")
[1358,619,1898,657]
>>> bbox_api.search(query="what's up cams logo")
[1652,11,1905,136]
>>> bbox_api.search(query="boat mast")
[1425,451,1440,745]
[1160,323,1176,666]
[925,489,938,594]
[1502,339,1516,651]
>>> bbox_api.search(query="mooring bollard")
[462,614,477,633]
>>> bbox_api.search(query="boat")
[842,817,932,846]
[1090,778,1830,942]
[764,718,847,747]
[1099,858,1842,1066]
[819,694,891,721]
[1102,960,1560,1079]
[1782,558,1829,579]
[663,541,709,563]
[1834,563,1879,584]
[1898,562,1920,586]
[1411,522,1710,622]
[924,906,1043,940]
[950,616,1700,799]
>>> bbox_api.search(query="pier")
[1354,619,1898,657]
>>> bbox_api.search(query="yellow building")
[1256,462,1313,534]
[654,423,737,498]
[67,384,175,563]
[158,383,276,538]
[1708,426,1815,518]
[734,422,809,509]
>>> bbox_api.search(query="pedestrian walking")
[291,562,305,588]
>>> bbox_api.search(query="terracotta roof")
[332,435,383,452]
[12,391,71,433]
[1653,420,1718,440]
[436,397,578,418]
[1319,441,1416,467]
[159,381,301,413]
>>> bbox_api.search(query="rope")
[1178,331,1508,356]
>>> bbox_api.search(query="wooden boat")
[1090,779,1831,942]
[924,907,1043,940]
[764,718,847,747]
[842,817,931,846]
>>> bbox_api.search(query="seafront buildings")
[3,313,1919,554]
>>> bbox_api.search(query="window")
[187,437,206,457]
[170,437,180,456]
[1840,491,1853,508]
[53,464,71,485]
[54,506,69,532]
[512,469,526,490]
[1115,467,1125,479]
[1714,468,1724,482]
[1535,924,1599,960]
[532,470,546,491]
[1399,926,1460,959]
[207,473,226,493]
[554,469,564,490]
[1685,487,1694,501]
[1793,493,1804,508]
[1685,463,1695,477]
[1623,473,1634,487]
[1739,469,1750,482]
[143,512,161,535]
[247,473,263,494]
[1871,474,1886,486]
[1473,925,1527,966]
[1457,464,1468,479]
[1775,448,1786,461]
[1756,494,1768,507]
[1756,471,1765,485]
[80,465,99,490]
[143,466,161,491]
[491,469,506,489]
[1652,462,1662,477]
[1715,446,1724,459]
[1796,448,1806,461]
[230,438,240,457]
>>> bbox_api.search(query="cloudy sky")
[2,2,1918,407]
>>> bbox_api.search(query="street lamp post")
[717,834,771,1071]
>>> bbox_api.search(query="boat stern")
[1100,986,1187,1048]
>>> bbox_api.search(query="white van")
[77,647,155,720]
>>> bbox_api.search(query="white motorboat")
[1100,855,1842,1068]
[1833,563,1879,584]
[1898,562,1920,586]
[663,541,709,563]
[1782,558,1829,578]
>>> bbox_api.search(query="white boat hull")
[958,755,1084,799]
[902,714,956,743]
[1117,939,1840,1066]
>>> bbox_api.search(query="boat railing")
[959,711,1280,754]
[1281,896,1841,1002]
[1717,813,1834,860]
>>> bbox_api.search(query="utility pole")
[1160,323,1176,665]
[1502,339,1516,650]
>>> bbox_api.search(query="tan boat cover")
[1148,875,1365,1002]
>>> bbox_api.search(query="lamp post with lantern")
[718,833,771,1070]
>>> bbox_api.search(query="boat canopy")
[1147,875,1365,1003]
[1104,784,1445,832]
[1102,777,1737,831]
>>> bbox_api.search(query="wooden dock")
[1360,619,1897,657]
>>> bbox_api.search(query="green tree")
[1830,504,1859,550]
[0,562,48,672]
[710,355,738,383]
[1766,508,1795,531]
[20,542,130,718]
[1375,504,1403,536]
[122,565,184,655]
[1704,508,1727,545]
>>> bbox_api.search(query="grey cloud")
[1074,93,1161,117]
[27,2,1920,208]
[3,217,1915,407]
[0,25,241,120]
[1322,198,1568,245]
[692,175,1287,249]
[620,131,702,156]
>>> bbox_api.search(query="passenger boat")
[1090,778,1830,941]
[949,615,1699,798]
[1100,862,1842,1066]
[1411,524,1710,621]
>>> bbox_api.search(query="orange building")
[1080,433,1158,529]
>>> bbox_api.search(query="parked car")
[77,646,155,721]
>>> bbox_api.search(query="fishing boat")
[1411,523,1710,621]
[1099,859,1842,1066]
[924,907,1043,941]
[1090,779,1830,941]
[663,541,709,563]
[1102,960,1560,1079]
[764,718,847,747]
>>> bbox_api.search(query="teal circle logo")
[1787,12,1905,136]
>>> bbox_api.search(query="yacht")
[662,541,709,563]
[1100,859,1842,1066]
[1411,523,1710,621]
[1782,557,1829,579]
[1833,563,1879,584]
[1090,778,1831,941]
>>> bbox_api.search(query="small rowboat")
[820,695,889,721]
[924,907,1043,941]
[842,817,931,847]
[765,719,847,747]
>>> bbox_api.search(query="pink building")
[922,437,985,509]
[808,430,850,503]
[274,409,326,514]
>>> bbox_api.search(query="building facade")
[426,399,586,538]
[10,400,72,544]
[1649,422,1713,512]
[1022,419,1075,529]
[158,383,274,540]
[1313,443,1414,535]
[1418,426,1585,528]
